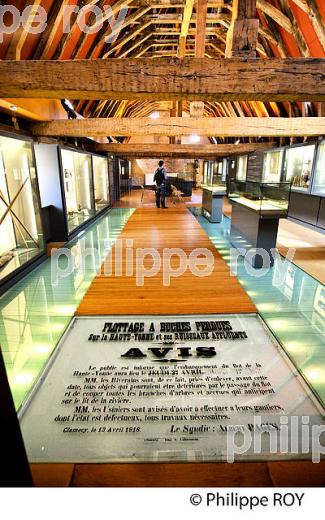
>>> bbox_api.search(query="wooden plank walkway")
[77,206,256,315]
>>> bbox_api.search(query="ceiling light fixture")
[149,111,160,119]
[189,134,201,144]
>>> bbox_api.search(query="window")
[263,149,284,183]
[283,144,315,191]
[0,135,44,281]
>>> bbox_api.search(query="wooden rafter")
[276,0,310,57]
[305,0,325,52]
[39,0,70,59]
[290,0,309,11]
[102,21,152,57]
[256,0,293,34]
[178,0,195,57]
[6,0,42,60]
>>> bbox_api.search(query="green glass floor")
[0,208,134,409]
[190,208,325,409]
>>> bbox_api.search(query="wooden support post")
[190,0,208,125]
[169,102,177,144]
[318,102,325,117]
[226,0,259,57]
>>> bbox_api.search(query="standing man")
[154,160,168,209]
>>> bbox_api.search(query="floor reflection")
[0,208,134,409]
[191,208,325,407]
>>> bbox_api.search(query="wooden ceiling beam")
[1,58,325,102]
[29,117,325,138]
[92,142,275,157]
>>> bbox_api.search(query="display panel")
[61,149,95,233]
[262,149,284,183]
[92,155,110,213]
[20,314,325,463]
[236,155,248,181]
[312,141,325,196]
[0,135,44,282]
[284,144,315,191]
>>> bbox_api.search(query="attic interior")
[1,0,325,490]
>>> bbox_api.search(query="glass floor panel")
[190,208,325,408]
[0,208,134,409]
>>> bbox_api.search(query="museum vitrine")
[92,155,110,213]
[60,148,95,234]
[262,149,284,183]
[283,143,315,191]
[0,135,44,282]
[312,141,325,196]
[229,180,290,216]
[202,159,226,191]
[235,155,248,181]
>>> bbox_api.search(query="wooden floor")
[76,205,255,315]
[30,460,325,487]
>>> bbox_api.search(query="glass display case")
[283,144,315,191]
[312,141,325,196]
[92,155,110,213]
[229,180,290,216]
[60,148,95,234]
[262,149,284,183]
[0,135,44,282]
[236,155,248,181]
[202,159,226,192]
